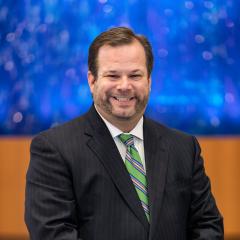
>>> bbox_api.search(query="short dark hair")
[88,27,154,78]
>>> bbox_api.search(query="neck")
[95,106,143,132]
[108,117,140,133]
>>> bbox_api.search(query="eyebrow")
[103,70,119,74]
[103,69,143,74]
[130,69,143,73]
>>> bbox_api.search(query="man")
[25,27,224,239]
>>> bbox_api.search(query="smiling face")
[88,40,151,131]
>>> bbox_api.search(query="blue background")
[0,0,239,135]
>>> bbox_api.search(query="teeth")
[114,97,132,101]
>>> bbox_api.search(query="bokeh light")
[0,0,239,135]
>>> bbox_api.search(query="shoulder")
[43,114,85,136]
[144,117,198,153]
[31,111,90,152]
[144,117,194,141]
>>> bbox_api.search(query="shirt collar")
[95,105,143,140]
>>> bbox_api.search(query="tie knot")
[118,133,134,147]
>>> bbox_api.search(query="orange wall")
[0,138,30,236]
[199,137,240,235]
[0,137,239,236]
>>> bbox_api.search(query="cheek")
[94,83,113,98]
[135,83,150,94]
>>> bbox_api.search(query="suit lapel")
[84,106,149,231]
[143,118,169,239]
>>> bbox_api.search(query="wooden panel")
[0,137,239,236]
[198,137,240,236]
[0,138,31,236]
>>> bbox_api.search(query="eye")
[130,74,142,79]
[106,74,120,79]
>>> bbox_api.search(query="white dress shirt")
[95,107,146,171]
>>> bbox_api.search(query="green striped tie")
[118,133,150,221]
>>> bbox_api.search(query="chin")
[112,110,136,120]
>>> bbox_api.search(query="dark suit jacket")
[25,105,223,239]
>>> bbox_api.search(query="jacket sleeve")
[25,133,81,240]
[187,136,224,239]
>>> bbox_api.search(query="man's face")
[88,40,151,126]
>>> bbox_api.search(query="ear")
[88,71,96,94]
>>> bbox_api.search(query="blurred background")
[0,0,239,239]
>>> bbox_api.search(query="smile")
[113,96,135,102]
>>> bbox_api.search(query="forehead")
[97,41,147,72]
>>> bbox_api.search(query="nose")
[117,76,132,91]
